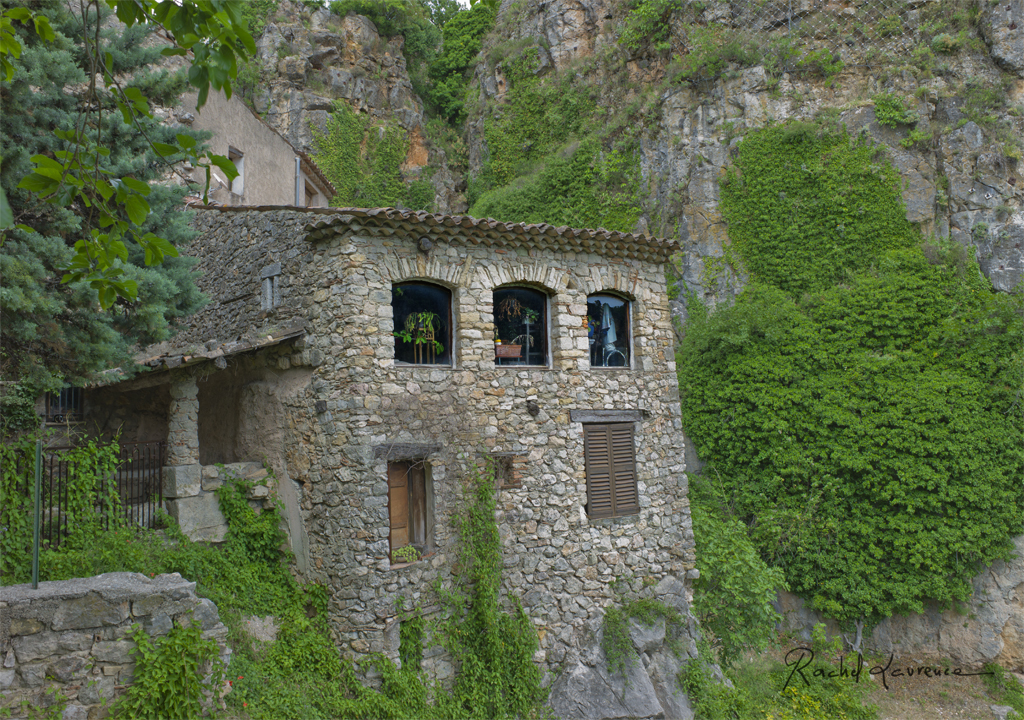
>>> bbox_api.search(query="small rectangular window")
[228,147,244,195]
[388,461,433,563]
[304,181,319,208]
[583,423,639,519]
[45,387,83,423]
[491,454,522,488]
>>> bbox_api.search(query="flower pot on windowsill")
[495,343,522,358]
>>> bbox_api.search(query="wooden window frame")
[387,461,433,563]
[583,423,639,519]
[392,281,454,367]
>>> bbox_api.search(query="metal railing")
[8,441,165,549]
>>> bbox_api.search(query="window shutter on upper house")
[584,423,639,518]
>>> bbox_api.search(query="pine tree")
[1,0,206,407]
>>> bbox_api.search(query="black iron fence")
[7,441,165,549]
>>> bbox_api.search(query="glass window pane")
[494,287,547,367]
[392,283,452,365]
[587,295,630,367]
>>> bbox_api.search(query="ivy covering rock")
[680,120,1024,630]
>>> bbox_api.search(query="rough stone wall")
[182,208,698,702]
[778,534,1024,672]
[0,573,229,719]
[178,209,320,347]
[295,222,696,684]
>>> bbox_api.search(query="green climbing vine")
[469,47,642,231]
[719,122,920,296]
[680,119,1024,630]
[312,101,432,210]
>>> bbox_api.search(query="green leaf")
[124,194,150,226]
[120,177,151,196]
[151,143,178,158]
[207,153,238,181]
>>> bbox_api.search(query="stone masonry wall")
[183,208,699,713]
[0,573,229,719]
[304,217,695,676]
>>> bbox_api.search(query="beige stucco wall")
[178,91,328,207]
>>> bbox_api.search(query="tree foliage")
[1,0,207,390]
[1,0,252,313]
[680,121,1024,628]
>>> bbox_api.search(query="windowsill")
[493,364,551,369]
[588,366,634,371]
[393,362,453,369]
[587,513,641,525]
[390,552,433,570]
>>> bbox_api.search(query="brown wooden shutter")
[408,464,426,547]
[610,424,639,515]
[584,423,638,519]
[584,425,614,518]
[388,462,410,553]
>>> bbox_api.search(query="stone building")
[79,205,700,715]
[174,90,336,208]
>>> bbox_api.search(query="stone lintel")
[569,409,644,423]
[373,443,442,461]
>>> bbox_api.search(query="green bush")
[873,93,918,128]
[426,3,494,122]
[470,138,641,231]
[117,622,223,720]
[619,0,684,51]
[690,488,787,667]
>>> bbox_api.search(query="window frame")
[583,422,639,519]
[392,281,454,367]
[586,293,632,369]
[387,460,434,564]
[45,387,84,424]
[492,285,551,368]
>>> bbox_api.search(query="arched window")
[587,294,630,367]
[493,287,548,367]
[392,282,452,366]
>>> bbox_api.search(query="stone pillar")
[163,375,200,498]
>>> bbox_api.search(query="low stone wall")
[777,535,1024,671]
[0,573,230,719]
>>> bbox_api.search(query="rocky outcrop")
[245,1,463,212]
[548,576,699,720]
[472,1,1024,309]
[980,0,1024,75]
[778,535,1024,671]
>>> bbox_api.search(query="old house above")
[173,90,335,207]
[80,206,700,716]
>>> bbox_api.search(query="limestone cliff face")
[470,0,1024,312]
[247,1,1022,305]
[246,1,463,212]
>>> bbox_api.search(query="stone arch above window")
[587,293,631,368]
[392,281,453,366]
[493,286,549,367]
